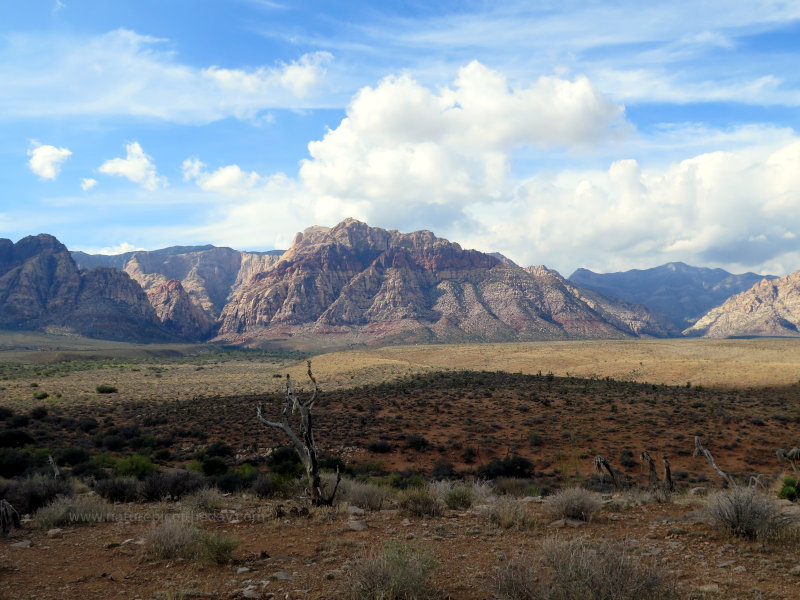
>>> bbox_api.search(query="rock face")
[217,218,677,347]
[684,271,800,338]
[570,262,776,329]
[0,234,170,341]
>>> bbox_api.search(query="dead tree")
[257,361,340,506]
[694,436,735,487]
[0,499,20,537]
[48,454,61,479]
[594,455,621,489]
[640,451,659,488]
[776,447,800,473]
[662,457,674,492]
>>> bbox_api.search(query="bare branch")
[594,455,621,489]
[640,451,659,488]
[662,457,674,492]
[694,436,735,487]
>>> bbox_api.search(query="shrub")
[543,487,602,522]
[0,430,35,449]
[57,447,91,467]
[405,434,430,451]
[494,538,675,600]
[184,487,224,511]
[115,455,156,479]
[342,541,440,600]
[330,476,392,511]
[143,520,201,560]
[93,477,141,503]
[30,406,48,418]
[492,477,542,497]
[0,448,33,478]
[251,473,274,498]
[398,486,443,518]
[0,406,13,420]
[443,482,475,510]
[267,446,302,475]
[102,434,124,451]
[95,385,118,394]
[77,417,99,432]
[367,440,391,453]
[476,455,533,479]
[431,459,456,480]
[34,495,115,528]
[201,456,229,477]
[196,531,238,564]
[205,441,234,458]
[140,470,206,501]
[779,476,798,502]
[0,474,73,514]
[705,486,798,540]
[483,497,536,530]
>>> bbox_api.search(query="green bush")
[140,470,205,501]
[115,454,156,479]
[266,446,302,475]
[201,456,228,477]
[779,476,798,502]
[0,448,33,478]
[443,483,475,510]
[95,384,118,394]
[196,531,239,564]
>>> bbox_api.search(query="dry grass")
[34,495,115,528]
[342,541,440,600]
[494,538,675,600]
[543,487,603,522]
[397,486,444,518]
[482,497,537,530]
[704,486,799,540]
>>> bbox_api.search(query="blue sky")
[2,1,800,276]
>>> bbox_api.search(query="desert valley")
[2,220,800,599]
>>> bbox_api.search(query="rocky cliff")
[0,235,171,341]
[216,218,677,347]
[684,271,800,338]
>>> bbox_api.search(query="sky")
[2,1,800,277]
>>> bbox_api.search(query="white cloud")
[298,62,627,229]
[27,142,72,180]
[182,159,264,196]
[99,142,166,190]
[80,177,97,191]
[0,30,333,123]
[73,242,142,255]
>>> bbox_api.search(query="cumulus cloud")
[27,142,72,180]
[99,142,166,190]
[299,61,627,229]
[0,29,332,123]
[80,177,97,191]
[182,159,264,196]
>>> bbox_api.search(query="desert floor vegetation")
[4,335,800,598]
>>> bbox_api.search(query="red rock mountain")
[0,234,172,341]
[8,221,680,346]
[684,271,800,338]
[216,219,678,347]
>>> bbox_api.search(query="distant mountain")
[685,271,800,338]
[0,234,172,342]
[4,222,682,347]
[569,262,776,329]
[216,218,677,347]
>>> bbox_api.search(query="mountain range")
[0,218,792,347]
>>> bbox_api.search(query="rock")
[689,487,709,496]
[10,539,31,548]
[348,520,368,531]
[46,528,63,538]
[789,565,800,576]
[696,584,721,594]
[547,519,585,528]
[520,496,543,503]
[347,505,365,515]
[271,572,293,581]
[237,567,251,574]
[240,585,261,599]
[685,270,800,338]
